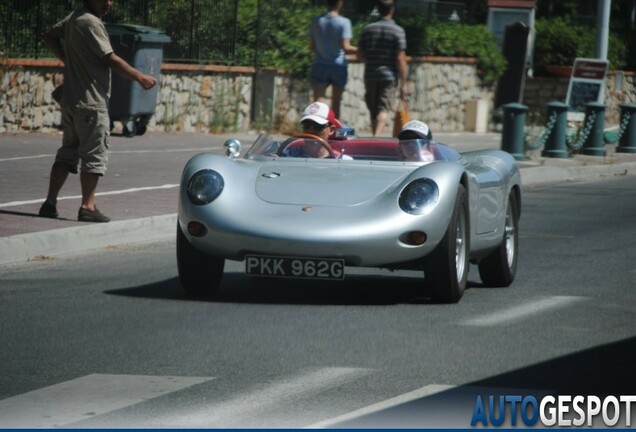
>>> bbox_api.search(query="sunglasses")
[304,121,333,132]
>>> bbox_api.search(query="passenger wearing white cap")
[397,120,435,162]
[397,120,432,140]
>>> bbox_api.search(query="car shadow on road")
[328,335,636,428]
[106,272,485,306]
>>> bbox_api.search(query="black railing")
[1,0,468,65]
[0,0,241,64]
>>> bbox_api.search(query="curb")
[2,162,636,266]
[1,214,176,265]
[520,161,636,186]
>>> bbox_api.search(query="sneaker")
[38,201,58,218]
[78,207,111,223]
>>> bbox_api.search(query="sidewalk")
[1,130,635,265]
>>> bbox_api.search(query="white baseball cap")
[300,102,337,126]
[399,120,432,139]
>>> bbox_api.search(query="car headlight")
[399,178,439,215]
[187,169,224,205]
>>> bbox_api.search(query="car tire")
[478,191,519,287]
[176,222,224,296]
[425,184,469,303]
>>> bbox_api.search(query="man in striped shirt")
[358,0,408,136]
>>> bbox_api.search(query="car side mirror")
[224,139,241,159]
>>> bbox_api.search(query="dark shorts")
[364,79,396,118]
[56,106,110,175]
[310,63,348,88]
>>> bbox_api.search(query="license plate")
[245,255,345,280]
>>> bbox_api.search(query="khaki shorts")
[364,79,396,119]
[56,106,110,175]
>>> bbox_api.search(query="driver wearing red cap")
[300,102,340,157]
[284,102,351,159]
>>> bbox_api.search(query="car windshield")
[244,134,281,158]
[244,134,461,163]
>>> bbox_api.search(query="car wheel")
[478,191,519,287]
[425,184,469,303]
[176,222,224,296]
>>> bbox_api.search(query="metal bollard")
[501,103,528,160]
[581,102,606,156]
[542,101,569,159]
[617,103,636,154]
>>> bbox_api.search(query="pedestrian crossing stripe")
[0,371,496,428]
[0,374,213,428]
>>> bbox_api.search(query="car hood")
[255,163,410,206]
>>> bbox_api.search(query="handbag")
[392,99,410,137]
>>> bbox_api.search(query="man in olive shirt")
[39,0,157,223]
[358,0,408,136]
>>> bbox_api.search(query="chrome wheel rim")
[455,207,467,281]
[504,202,516,267]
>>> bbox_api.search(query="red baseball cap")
[300,102,338,126]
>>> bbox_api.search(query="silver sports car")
[177,131,521,303]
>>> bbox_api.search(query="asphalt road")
[0,176,635,428]
[2,130,636,266]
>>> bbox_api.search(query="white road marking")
[165,367,372,428]
[0,154,52,162]
[0,374,213,428]
[306,384,455,428]
[0,148,209,163]
[109,149,214,155]
[462,296,587,327]
[0,184,179,208]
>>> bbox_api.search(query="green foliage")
[257,2,321,78]
[533,18,581,72]
[534,18,627,74]
[235,0,259,66]
[249,8,507,84]
[357,16,506,85]
[351,16,373,46]
[3,0,629,78]
[133,0,243,65]
[397,15,429,57]
[425,23,507,85]
[0,3,34,57]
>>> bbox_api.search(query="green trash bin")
[106,24,171,137]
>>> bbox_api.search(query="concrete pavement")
[1,130,635,265]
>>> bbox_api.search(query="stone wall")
[247,57,495,135]
[340,57,493,133]
[522,72,636,124]
[1,57,634,135]
[0,60,65,132]
[155,67,253,134]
